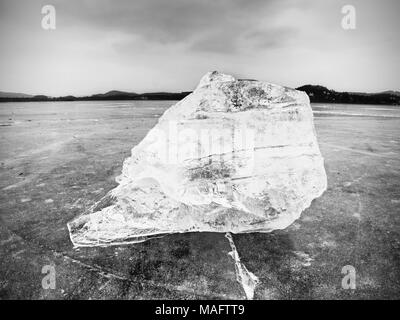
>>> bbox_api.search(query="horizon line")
[2,84,399,98]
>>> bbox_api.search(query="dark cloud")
[55,0,284,48]
[0,0,305,52]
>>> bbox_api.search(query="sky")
[0,0,399,96]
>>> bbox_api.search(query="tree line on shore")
[1,86,399,105]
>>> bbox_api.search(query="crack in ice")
[225,232,259,300]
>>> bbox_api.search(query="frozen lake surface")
[0,100,399,299]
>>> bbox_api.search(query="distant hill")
[90,90,139,99]
[87,90,190,101]
[0,91,33,98]
[0,86,399,105]
[380,90,400,97]
[296,85,400,105]
[0,90,191,102]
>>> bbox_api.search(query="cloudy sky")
[0,0,399,96]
